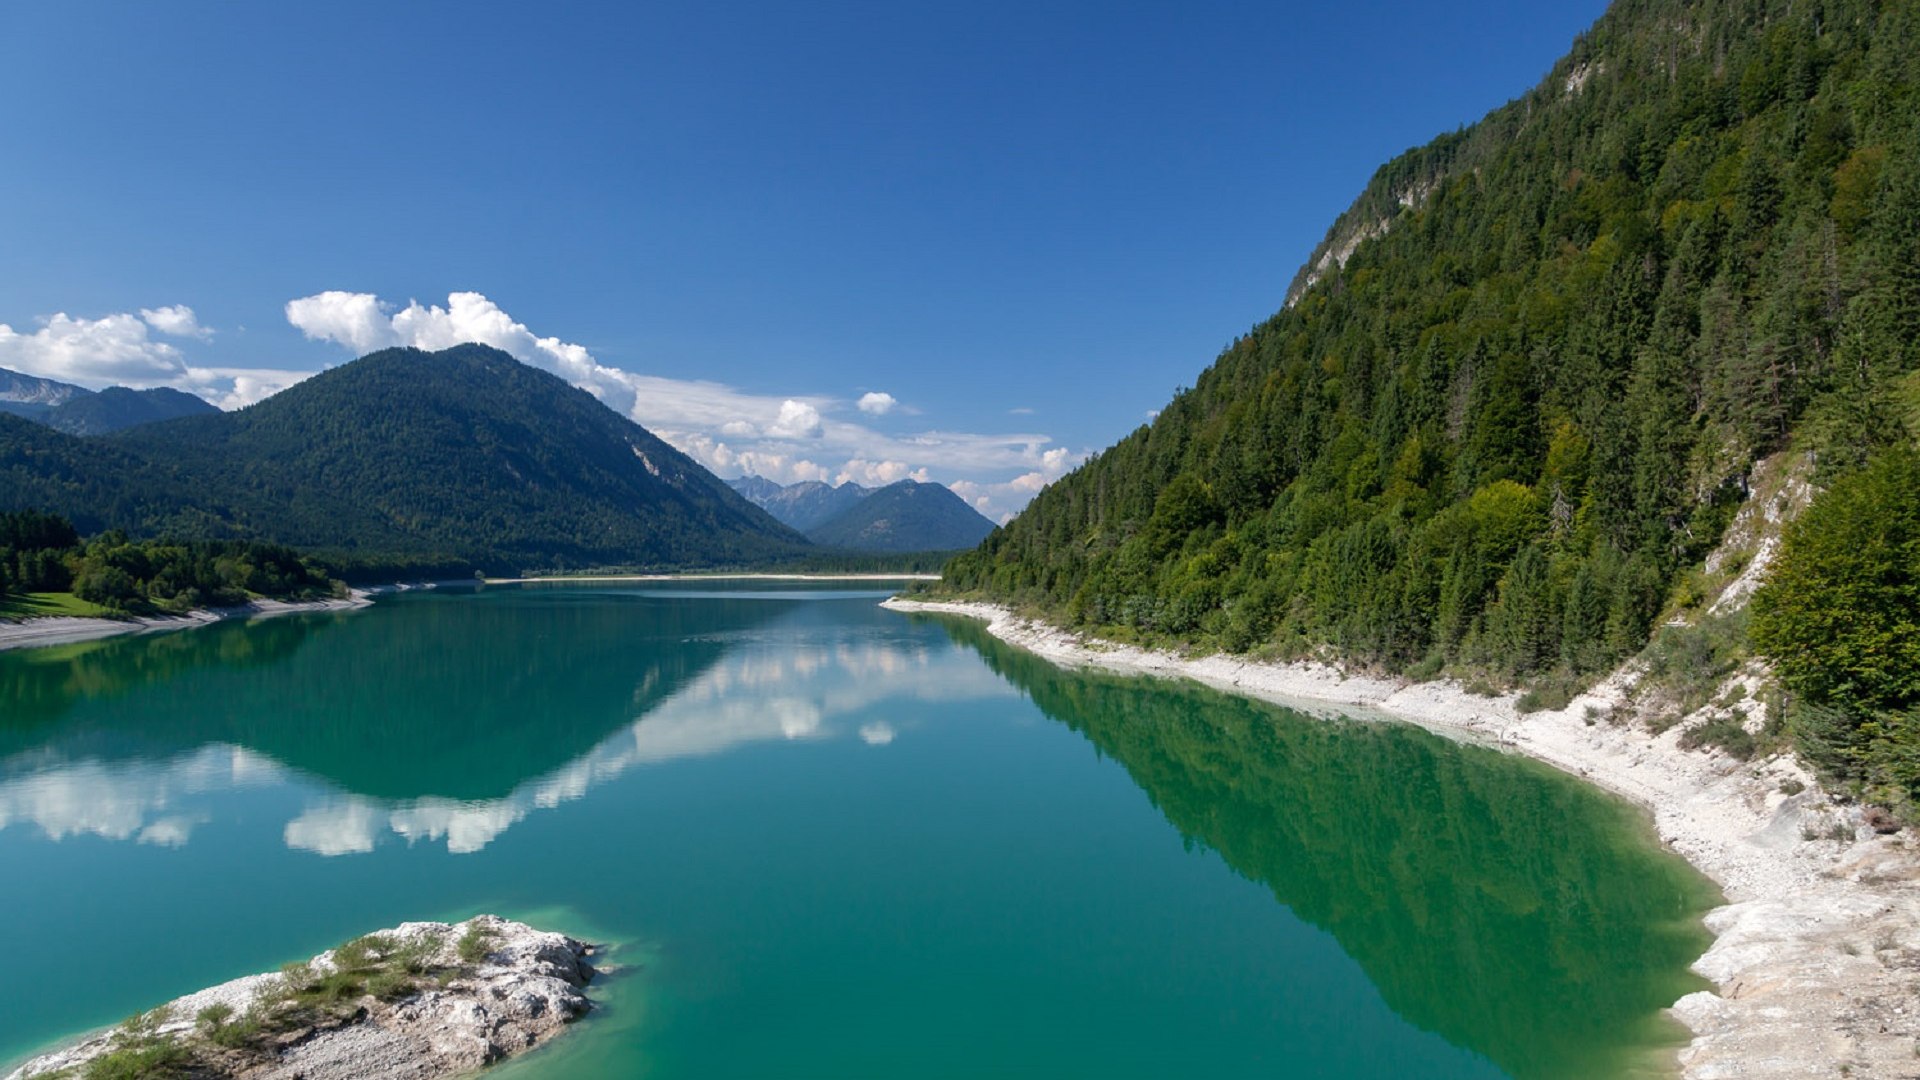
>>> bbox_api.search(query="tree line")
[0,510,342,615]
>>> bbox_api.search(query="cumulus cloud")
[0,311,187,385]
[0,305,307,409]
[768,399,823,438]
[287,290,635,414]
[140,304,213,340]
[837,459,929,487]
[284,289,1087,517]
[284,291,393,354]
[189,367,316,410]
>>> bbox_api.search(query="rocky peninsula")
[4,916,596,1080]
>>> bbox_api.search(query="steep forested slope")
[45,386,217,434]
[103,345,804,570]
[947,0,1920,687]
[1,345,807,572]
[0,413,212,534]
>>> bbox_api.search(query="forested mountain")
[946,0,1920,693]
[0,368,218,433]
[727,476,872,532]
[0,345,807,573]
[0,412,208,533]
[44,386,217,435]
[808,479,996,552]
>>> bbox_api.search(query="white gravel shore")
[885,597,1920,1079]
[0,594,371,653]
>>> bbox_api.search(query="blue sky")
[0,0,1608,518]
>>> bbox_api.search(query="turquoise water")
[0,583,1715,1078]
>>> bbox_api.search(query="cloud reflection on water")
[1,634,1011,857]
[0,745,284,847]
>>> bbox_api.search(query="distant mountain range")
[727,476,871,533]
[0,368,90,414]
[729,475,995,553]
[0,368,218,434]
[2,345,804,572]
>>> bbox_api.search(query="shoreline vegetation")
[0,507,948,653]
[883,597,1920,1079]
[0,593,371,653]
[0,572,942,653]
[2,916,596,1080]
[488,571,941,583]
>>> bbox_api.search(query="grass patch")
[1678,712,1759,760]
[76,1038,192,1080]
[1517,668,1586,714]
[0,592,117,621]
[457,924,499,965]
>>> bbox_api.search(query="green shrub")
[456,924,498,966]
[1754,449,1920,816]
[1678,713,1758,760]
[1517,668,1585,714]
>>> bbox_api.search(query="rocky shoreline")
[4,916,595,1080]
[0,593,371,653]
[885,597,1920,1079]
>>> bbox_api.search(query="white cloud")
[768,399,823,439]
[284,291,394,354]
[284,289,1088,518]
[836,459,930,487]
[287,290,637,414]
[0,311,186,385]
[183,367,316,410]
[140,305,213,340]
[0,306,303,410]
[859,722,896,746]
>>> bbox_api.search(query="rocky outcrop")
[6,916,596,1080]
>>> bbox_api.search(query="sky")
[0,0,1610,521]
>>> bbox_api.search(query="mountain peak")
[0,345,808,571]
[805,478,994,553]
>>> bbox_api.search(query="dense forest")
[941,0,1919,804]
[0,510,340,614]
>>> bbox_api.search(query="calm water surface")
[0,583,1716,1078]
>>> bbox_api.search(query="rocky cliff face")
[5,915,596,1080]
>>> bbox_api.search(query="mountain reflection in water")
[0,587,1013,855]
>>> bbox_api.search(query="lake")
[0,581,1716,1078]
